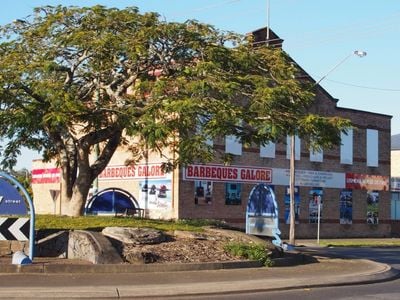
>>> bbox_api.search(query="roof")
[392,134,400,150]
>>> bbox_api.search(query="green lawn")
[34,214,218,232]
[318,239,400,247]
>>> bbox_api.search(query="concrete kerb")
[0,259,263,274]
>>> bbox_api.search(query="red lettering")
[199,166,205,178]
[187,166,193,177]
[206,166,211,178]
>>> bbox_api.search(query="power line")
[322,78,400,92]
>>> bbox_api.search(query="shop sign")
[345,173,389,191]
[99,163,166,181]
[31,168,61,184]
[272,168,344,188]
[184,164,272,183]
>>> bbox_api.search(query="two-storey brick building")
[32,28,392,238]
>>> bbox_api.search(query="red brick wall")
[176,93,392,239]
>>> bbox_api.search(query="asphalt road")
[160,247,400,300]
[0,247,399,299]
[302,246,400,269]
[178,279,400,300]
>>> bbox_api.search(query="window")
[366,129,378,167]
[225,183,242,205]
[286,135,301,160]
[340,129,353,165]
[391,192,400,220]
[309,188,323,223]
[194,181,213,205]
[367,190,379,224]
[339,190,353,224]
[260,142,275,158]
[310,148,323,162]
[225,135,242,155]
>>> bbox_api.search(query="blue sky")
[2,0,400,169]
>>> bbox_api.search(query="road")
[0,247,399,299]
[175,279,400,300]
[165,247,400,300]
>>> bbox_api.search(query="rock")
[102,227,166,245]
[124,248,158,264]
[68,230,123,264]
[173,230,208,240]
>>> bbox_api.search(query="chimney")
[247,27,283,48]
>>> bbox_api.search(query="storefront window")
[309,188,323,223]
[367,190,379,224]
[194,181,213,205]
[339,189,353,224]
[225,183,242,205]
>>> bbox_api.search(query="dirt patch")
[119,228,276,264]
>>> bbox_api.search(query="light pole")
[316,50,367,85]
[288,50,366,247]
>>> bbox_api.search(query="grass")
[224,242,273,266]
[318,239,400,247]
[34,214,224,232]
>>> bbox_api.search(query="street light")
[315,50,367,85]
[288,50,367,247]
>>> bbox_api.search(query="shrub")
[224,242,273,266]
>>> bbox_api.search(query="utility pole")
[289,135,296,245]
[266,0,270,45]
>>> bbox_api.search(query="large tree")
[0,5,350,216]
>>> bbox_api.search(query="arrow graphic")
[0,217,30,241]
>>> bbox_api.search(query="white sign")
[272,168,345,188]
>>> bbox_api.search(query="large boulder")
[102,227,166,245]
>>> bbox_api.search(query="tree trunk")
[67,158,93,216]
[64,127,123,217]
[68,182,91,217]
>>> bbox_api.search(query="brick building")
[390,134,400,234]
[31,28,392,239]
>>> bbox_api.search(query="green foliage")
[0,5,351,215]
[224,242,273,266]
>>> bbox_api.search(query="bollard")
[12,251,32,265]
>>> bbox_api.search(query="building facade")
[31,28,392,239]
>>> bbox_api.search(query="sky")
[1,0,400,170]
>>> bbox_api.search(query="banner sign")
[184,164,272,183]
[99,163,167,181]
[345,173,389,191]
[31,168,60,184]
[272,169,344,188]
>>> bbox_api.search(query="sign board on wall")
[272,169,345,188]
[184,164,272,183]
[32,163,169,184]
[32,168,60,184]
[184,164,389,192]
[99,164,167,181]
[346,173,389,191]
